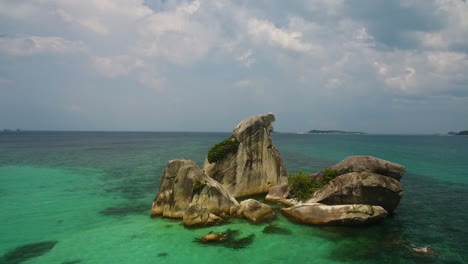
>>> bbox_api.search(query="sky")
[0,0,467,134]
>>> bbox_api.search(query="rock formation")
[151,159,239,224]
[267,156,404,212]
[150,114,406,228]
[281,203,388,225]
[239,199,275,224]
[182,204,223,227]
[203,113,287,197]
[265,183,298,206]
[307,172,403,213]
[328,156,405,181]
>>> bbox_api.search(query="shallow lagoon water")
[1,132,467,263]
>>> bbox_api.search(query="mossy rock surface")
[207,137,240,163]
[288,169,337,201]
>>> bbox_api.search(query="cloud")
[246,18,322,54]
[237,49,255,68]
[139,72,166,92]
[53,0,153,34]
[135,0,219,65]
[0,1,39,19]
[56,9,110,35]
[91,55,145,78]
[0,35,85,56]
[1,0,468,133]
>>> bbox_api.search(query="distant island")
[307,130,366,135]
[448,130,468,136]
[1,129,21,133]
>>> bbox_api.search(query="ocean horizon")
[1,131,467,264]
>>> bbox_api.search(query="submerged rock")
[307,172,403,213]
[281,203,387,225]
[196,229,255,249]
[262,225,292,235]
[411,246,435,257]
[2,241,58,264]
[151,159,239,222]
[239,199,275,224]
[203,113,287,198]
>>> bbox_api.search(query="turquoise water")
[1,132,467,264]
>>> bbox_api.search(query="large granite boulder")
[151,159,239,220]
[267,156,405,212]
[203,113,287,198]
[281,203,388,225]
[239,199,275,224]
[307,172,403,213]
[328,156,405,181]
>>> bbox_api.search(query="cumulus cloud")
[246,18,322,54]
[135,0,220,65]
[91,55,144,78]
[0,35,85,56]
[1,0,468,132]
[237,50,255,68]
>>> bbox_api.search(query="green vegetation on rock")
[207,136,240,163]
[288,169,338,201]
[192,182,206,193]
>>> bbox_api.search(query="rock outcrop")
[307,172,403,213]
[281,203,388,225]
[182,204,223,227]
[239,199,275,224]
[151,159,239,222]
[265,183,298,207]
[267,155,405,213]
[150,115,406,228]
[328,156,406,181]
[203,113,287,197]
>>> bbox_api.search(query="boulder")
[328,156,405,181]
[240,199,275,224]
[203,113,287,197]
[151,159,239,219]
[281,203,388,225]
[198,233,228,243]
[307,172,403,213]
[182,204,223,227]
[411,246,435,257]
[265,183,298,207]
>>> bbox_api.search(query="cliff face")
[151,159,239,220]
[203,113,287,198]
[307,172,403,213]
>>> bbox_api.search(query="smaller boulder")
[411,246,435,257]
[240,199,275,224]
[198,233,228,243]
[183,204,223,227]
[265,183,298,207]
[281,203,388,226]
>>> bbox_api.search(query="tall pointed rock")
[203,113,287,197]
